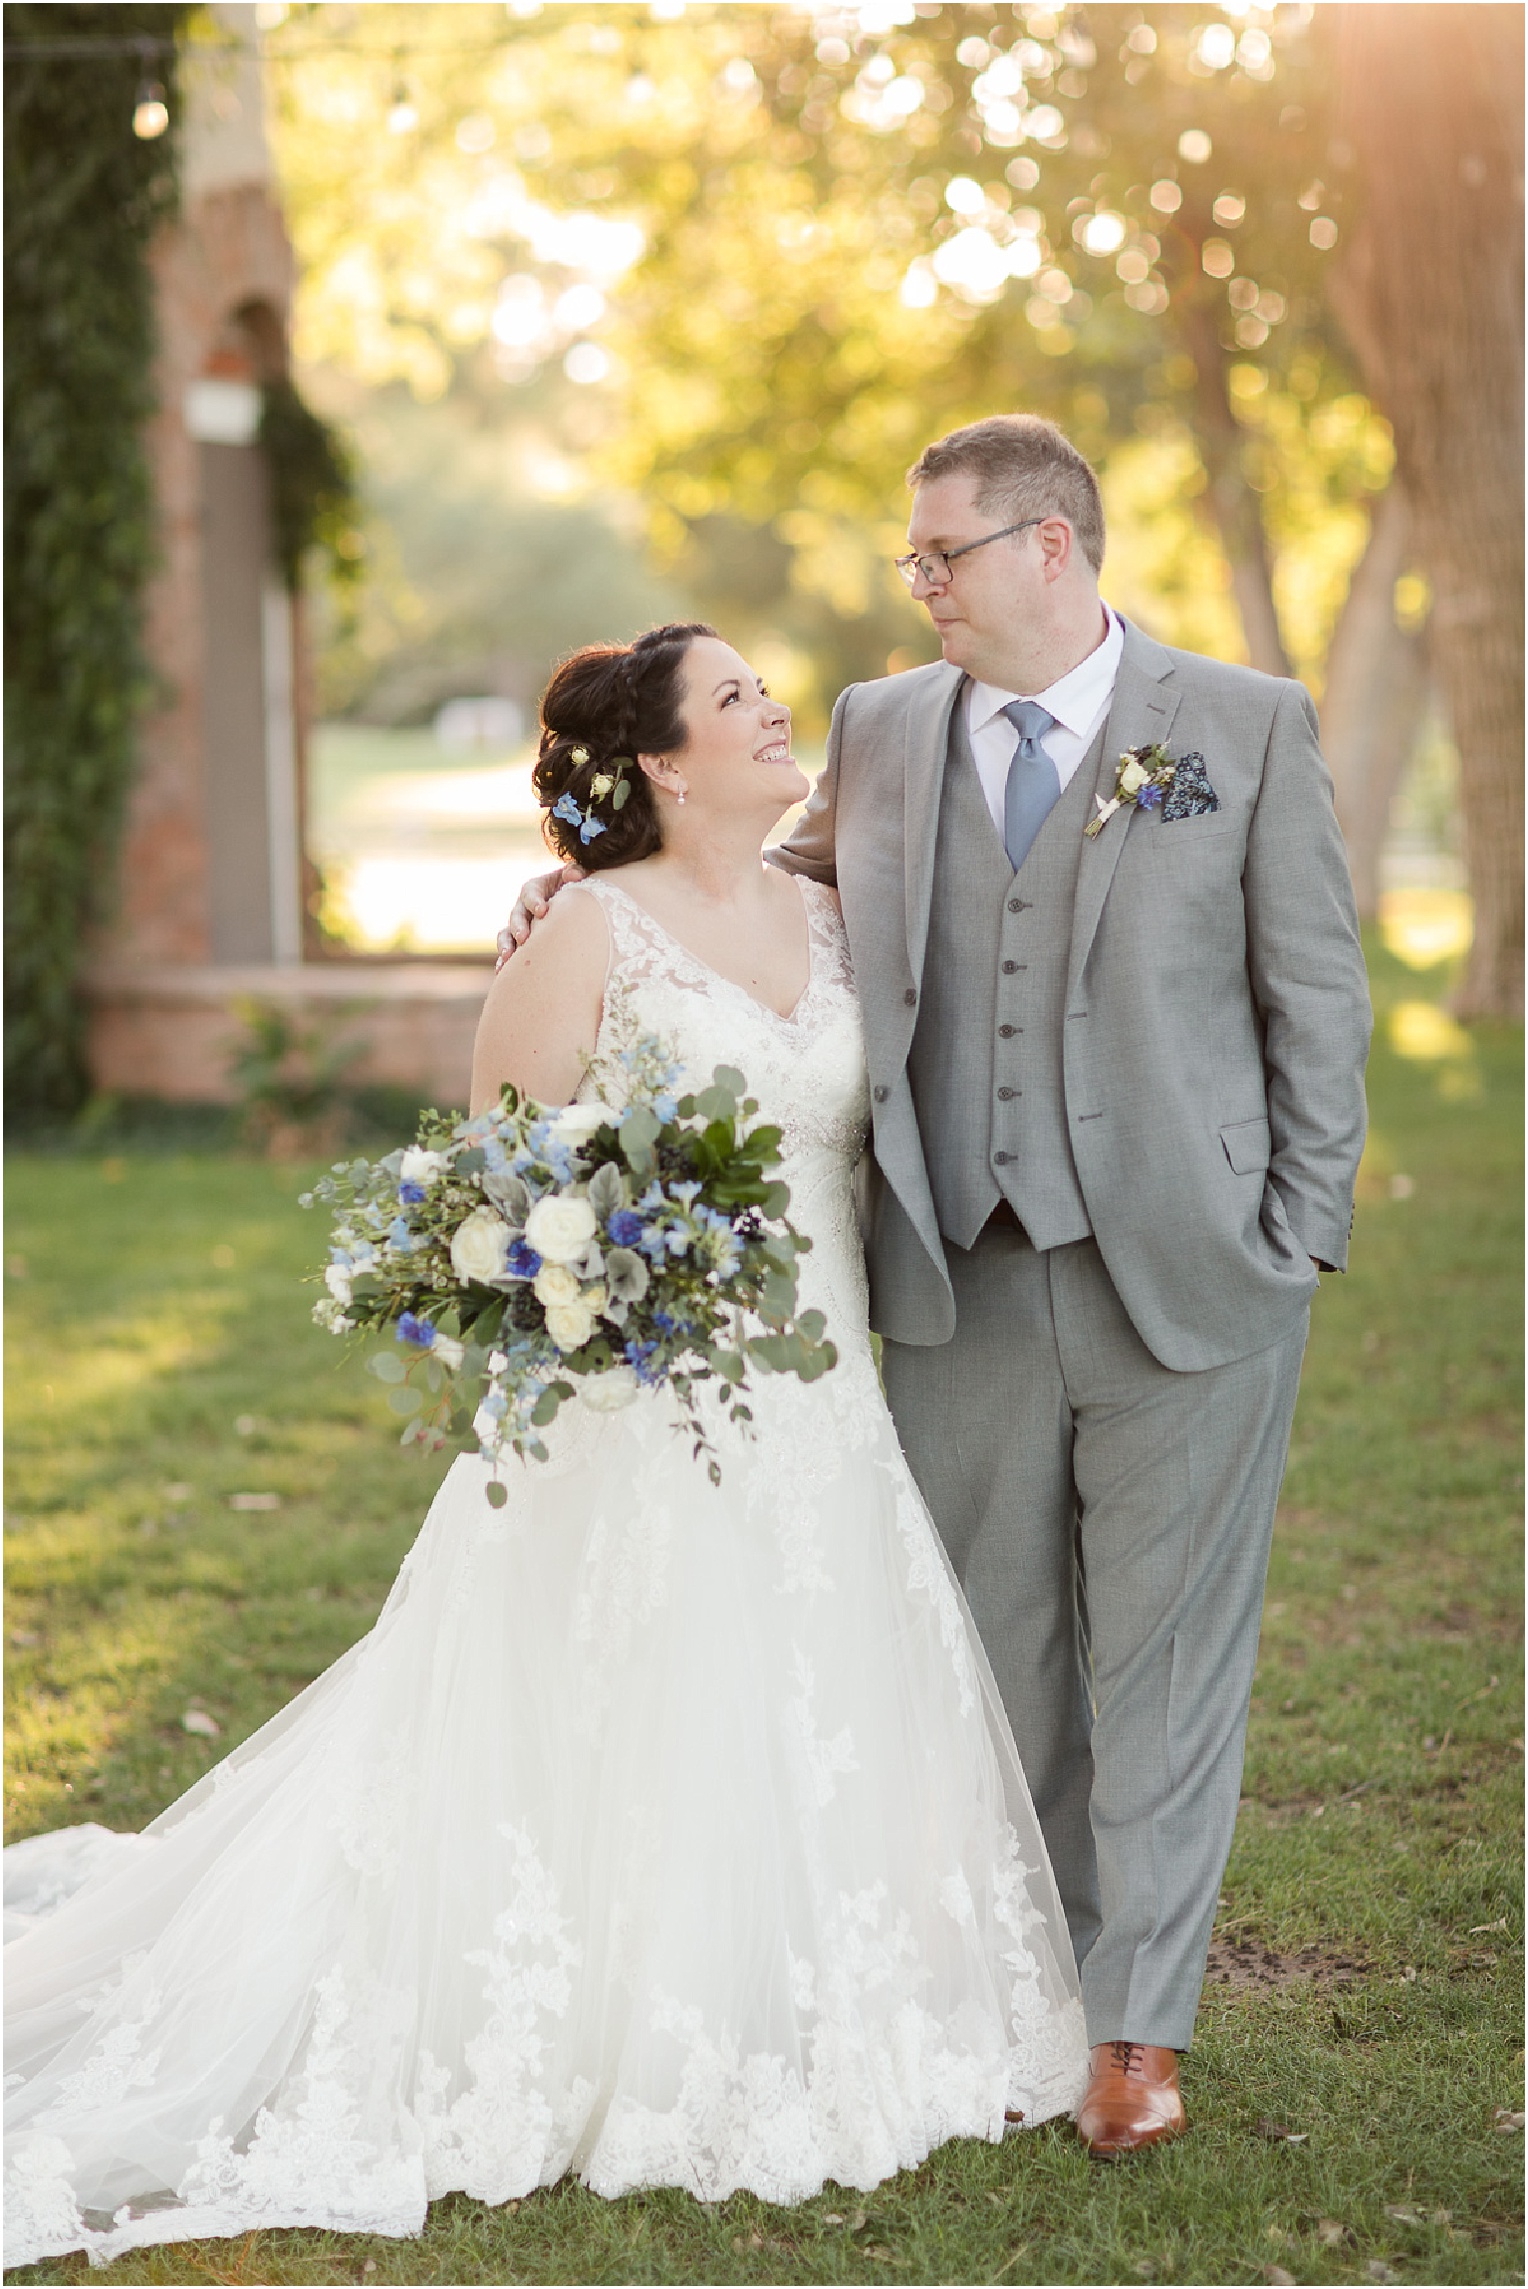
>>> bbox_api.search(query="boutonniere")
[1084,744,1178,839]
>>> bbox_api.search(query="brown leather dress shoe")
[1075,2041,1186,2158]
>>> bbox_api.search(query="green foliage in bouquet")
[303,1036,837,1487]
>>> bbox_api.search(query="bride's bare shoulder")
[471,882,609,1112]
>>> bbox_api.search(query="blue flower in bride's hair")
[552,790,607,847]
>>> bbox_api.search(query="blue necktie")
[1001,700,1061,872]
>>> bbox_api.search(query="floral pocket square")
[1160,751,1220,823]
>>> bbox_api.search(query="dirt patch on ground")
[1205,1935,1368,1993]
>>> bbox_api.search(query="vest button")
[998,1023,1017,1038]
[1001,959,1018,974]
[994,1151,1014,1166]
[1008,897,1030,913]
[997,1086,1016,1101]
[873,1084,888,1103]
[903,987,917,1006]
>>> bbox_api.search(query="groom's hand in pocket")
[496,863,585,971]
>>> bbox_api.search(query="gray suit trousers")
[882,1220,1307,2051]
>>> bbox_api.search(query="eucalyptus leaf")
[620,1105,661,1159]
[368,1352,406,1384]
[387,1385,423,1416]
[485,1480,509,1510]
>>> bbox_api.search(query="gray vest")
[908,699,1102,1252]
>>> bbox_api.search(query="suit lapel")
[1066,620,1182,999]
[902,666,964,983]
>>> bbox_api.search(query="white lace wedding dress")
[4,875,1088,2270]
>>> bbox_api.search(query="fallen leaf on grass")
[1468,1917,1509,1934]
[1384,2205,1421,2225]
[1493,2107,1525,2131]
[861,2245,898,2264]
[228,1492,281,1512]
[1263,2268,1296,2286]
[732,2230,765,2251]
[822,2212,845,2226]
[1364,2265,1398,2283]
[10,1630,40,1648]
[181,1708,221,1738]
[1316,2219,1351,2246]
[1254,2119,1308,2143]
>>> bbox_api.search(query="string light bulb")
[133,80,169,138]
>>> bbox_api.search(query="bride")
[4,622,1088,2270]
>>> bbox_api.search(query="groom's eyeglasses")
[894,517,1044,590]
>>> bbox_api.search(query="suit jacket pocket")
[1220,1115,1271,1174]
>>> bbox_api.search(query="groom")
[503,415,1371,2154]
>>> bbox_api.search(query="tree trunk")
[1319,481,1429,919]
[1177,292,1293,679]
[1331,5,1524,1017]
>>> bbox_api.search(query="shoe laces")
[1109,2040,1147,2078]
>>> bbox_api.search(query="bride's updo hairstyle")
[533,622,718,871]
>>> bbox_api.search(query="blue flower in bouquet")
[607,1208,644,1248]
[526,1121,577,1186]
[671,1180,702,1207]
[506,1238,543,1281]
[398,1312,436,1347]
[653,1093,678,1124]
[398,1181,426,1206]
[624,1337,663,1386]
[388,1217,415,1251]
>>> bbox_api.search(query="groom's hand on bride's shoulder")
[495,863,585,970]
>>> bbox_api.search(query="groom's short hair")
[907,416,1105,573]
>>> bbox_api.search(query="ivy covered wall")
[4,4,185,1115]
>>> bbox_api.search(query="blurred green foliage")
[4,3,186,1115]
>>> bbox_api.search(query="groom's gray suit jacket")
[774,618,1372,1373]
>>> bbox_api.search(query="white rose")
[533,1261,581,1308]
[582,1365,639,1411]
[400,1146,450,1185]
[545,1298,597,1352]
[450,1206,512,1285]
[546,1104,615,1148]
[324,1261,353,1304]
[432,1334,465,1371]
[1118,759,1149,796]
[524,1193,599,1265]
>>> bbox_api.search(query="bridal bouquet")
[303,1036,836,1489]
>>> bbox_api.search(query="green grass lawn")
[4,933,1521,2286]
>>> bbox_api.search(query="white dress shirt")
[965,606,1125,836]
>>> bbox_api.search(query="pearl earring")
[676,788,686,806]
